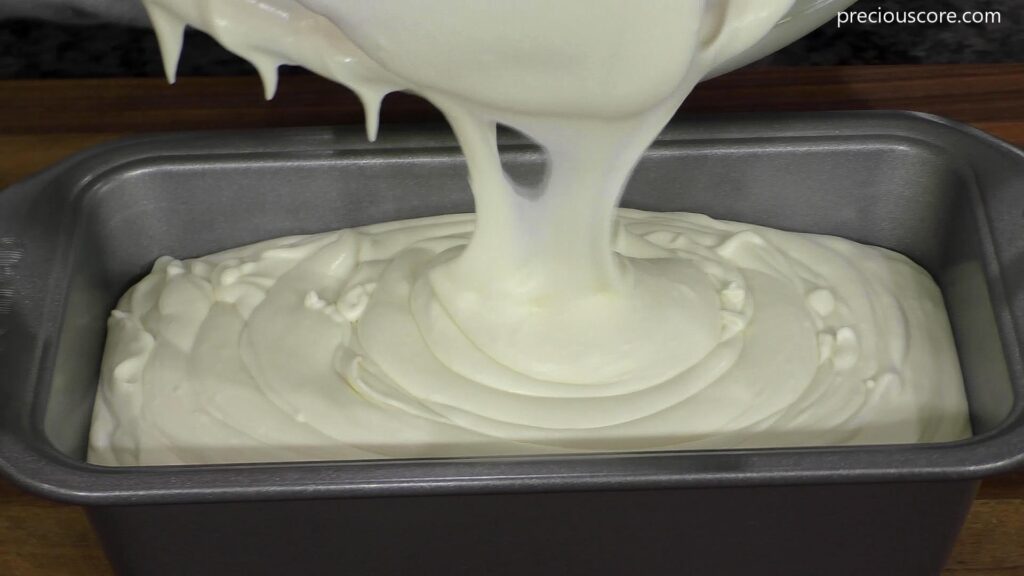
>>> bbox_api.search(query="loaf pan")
[1,111,1022,576]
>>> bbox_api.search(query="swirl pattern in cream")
[88,210,970,465]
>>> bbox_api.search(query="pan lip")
[2,110,1021,506]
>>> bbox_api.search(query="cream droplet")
[339,283,377,322]
[358,89,385,142]
[304,290,327,311]
[252,56,282,100]
[806,288,836,317]
[833,327,860,371]
[145,2,186,84]
[164,259,186,278]
[720,282,746,312]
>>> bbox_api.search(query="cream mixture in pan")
[88,0,970,465]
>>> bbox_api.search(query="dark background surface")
[0,0,1020,80]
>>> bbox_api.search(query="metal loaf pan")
[1,112,1022,576]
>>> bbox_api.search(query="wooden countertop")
[1,64,1023,575]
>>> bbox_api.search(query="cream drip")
[88,0,970,465]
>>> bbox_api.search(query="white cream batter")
[88,0,970,466]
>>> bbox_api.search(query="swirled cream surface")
[88,0,970,465]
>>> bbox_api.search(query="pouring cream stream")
[88,0,970,465]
